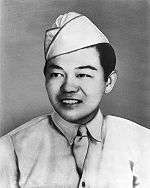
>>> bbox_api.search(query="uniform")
[0,110,150,188]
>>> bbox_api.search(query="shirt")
[0,110,150,188]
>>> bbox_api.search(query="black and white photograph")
[0,0,150,187]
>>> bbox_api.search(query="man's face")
[45,47,106,123]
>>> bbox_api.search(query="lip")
[58,98,83,108]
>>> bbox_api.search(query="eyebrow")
[75,65,97,71]
[47,64,63,70]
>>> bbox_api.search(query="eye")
[76,73,93,78]
[50,73,64,78]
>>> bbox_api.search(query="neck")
[73,106,100,125]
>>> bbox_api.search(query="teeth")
[62,99,79,104]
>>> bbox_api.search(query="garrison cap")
[44,12,109,60]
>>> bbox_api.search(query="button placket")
[78,170,87,188]
[79,139,103,187]
[72,126,89,175]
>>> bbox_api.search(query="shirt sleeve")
[0,135,19,188]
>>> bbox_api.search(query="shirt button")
[82,181,85,187]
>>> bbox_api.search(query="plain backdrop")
[0,0,150,136]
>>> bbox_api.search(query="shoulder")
[2,114,53,137]
[0,114,55,150]
[103,115,150,163]
[0,114,53,186]
[8,114,51,136]
[104,115,150,147]
[104,115,150,134]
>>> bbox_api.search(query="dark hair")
[95,43,116,82]
[44,43,116,82]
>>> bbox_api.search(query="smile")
[61,99,82,105]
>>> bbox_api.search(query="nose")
[60,76,79,93]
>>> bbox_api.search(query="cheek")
[95,75,105,91]
[86,83,105,106]
[82,77,105,95]
[89,87,104,100]
[46,81,61,98]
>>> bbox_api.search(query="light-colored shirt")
[0,110,150,188]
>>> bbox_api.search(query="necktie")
[72,126,89,175]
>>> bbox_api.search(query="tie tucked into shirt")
[72,125,103,187]
[72,126,89,175]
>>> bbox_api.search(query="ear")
[104,70,117,94]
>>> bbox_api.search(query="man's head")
[44,12,117,124]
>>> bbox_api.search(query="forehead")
[50,46,101,69]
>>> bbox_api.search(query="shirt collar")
[86,109,103,142]
[51,109,103,145]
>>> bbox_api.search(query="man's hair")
[95,43,116,82]
[44,43,116,82]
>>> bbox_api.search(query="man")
[0,12,150,188]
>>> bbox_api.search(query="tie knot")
[77,126,87,137]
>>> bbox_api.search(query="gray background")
[0,0,150,136]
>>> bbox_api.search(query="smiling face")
[45,46,106,124]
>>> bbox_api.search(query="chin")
[58,110,84,123]
[56,108,99,124]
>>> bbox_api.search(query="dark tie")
[72,126,89,175]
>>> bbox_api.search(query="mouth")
[59,98,82,107]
